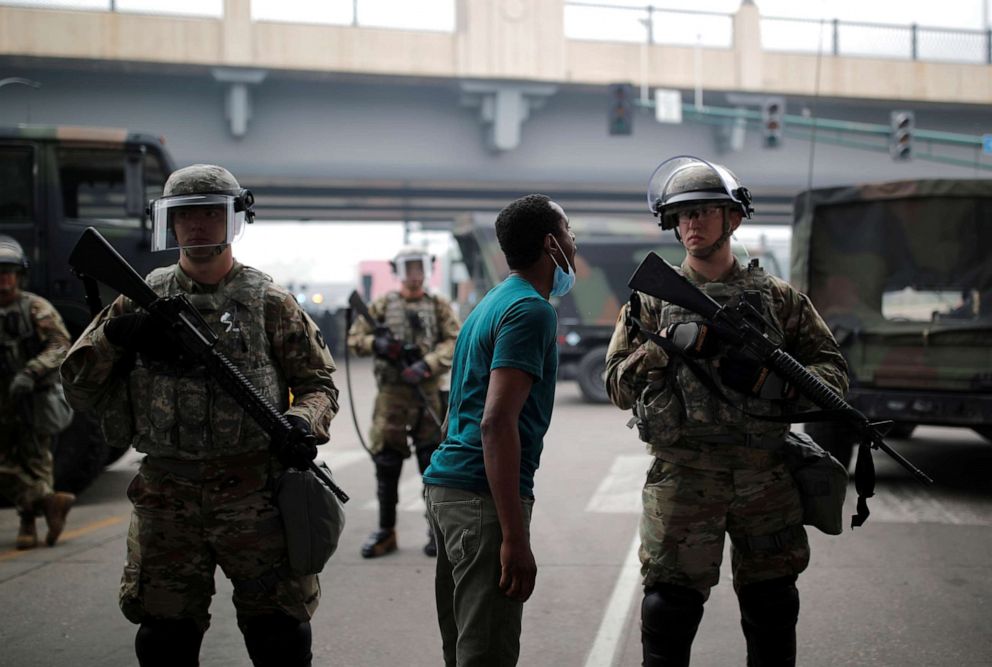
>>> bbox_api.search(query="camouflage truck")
[792,179,992,464]
[1,125,175,493]
[453,213,782,403]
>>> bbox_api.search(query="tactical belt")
[685,433,783,450]
[143,451,271,480]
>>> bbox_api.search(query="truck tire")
[576,346,610,404]
[53,411,110,495]
[804,422,856,469]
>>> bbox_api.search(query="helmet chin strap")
[182,244,229,259]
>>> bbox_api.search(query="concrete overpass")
[2,0,991,224]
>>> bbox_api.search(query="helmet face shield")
[394,253,433,283]
[149,193,248,252]
[647,155,753,229]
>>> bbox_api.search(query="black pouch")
[276,461,346,575]
[781,430,848,536]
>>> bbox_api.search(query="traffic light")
[761,97,784,148]
[608,83,634,136]
[890,110,914,161]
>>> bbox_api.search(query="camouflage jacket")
[605,258,848,470]
[61,262,339,459]
[347,291,460,387]
[0,291,72,416]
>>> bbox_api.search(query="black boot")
[738,576,800,667]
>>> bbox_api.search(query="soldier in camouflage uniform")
[60,165,338,667]
[0,235,75,550]
[605,157,848,666]
[347,246,460,558]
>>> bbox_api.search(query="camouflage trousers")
[0,419,54,512]
[120,453,320,632]
[369,382,443,457]
[640,458,809,599]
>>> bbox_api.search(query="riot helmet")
[390,245,434,283]
[0,235,29,272]
[147,164,255,252]
[647,156,753,231]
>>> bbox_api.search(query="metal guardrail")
[565,1,992,64]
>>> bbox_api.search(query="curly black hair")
[494,194,564,270]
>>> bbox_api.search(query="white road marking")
[585,455,649,514]
[584,531,642,667]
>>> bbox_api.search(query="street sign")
[983,134,992,155]
[654,89,682,124]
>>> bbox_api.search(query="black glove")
[277,414,318,470]
[372,327,403,361]
[664,321,719,358]
[718,351,792,400]
[400,359,432,385]
[104,312,185,363]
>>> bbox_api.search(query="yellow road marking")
[0,515,125,562]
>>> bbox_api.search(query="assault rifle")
[628,251,932,527]
[68,227,348,503]
[347,290,442,428]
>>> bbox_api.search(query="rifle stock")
[68,227,349,503]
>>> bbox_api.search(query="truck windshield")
[809,196,992,323]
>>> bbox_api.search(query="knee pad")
[641,584,705,667]
[135,618,203,667]
[241,613,313,667]
[738,576,800,630]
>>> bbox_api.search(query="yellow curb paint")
[0,515,125,562]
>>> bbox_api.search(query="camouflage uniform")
[607,258,848,594]
[0,292,72,515]
[347,290,460,556]
[61,261,338,633]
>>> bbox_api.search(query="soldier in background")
[0,235,75,550]
[347,246,460,558]
[605,156,848,666]
[60,165,338,667]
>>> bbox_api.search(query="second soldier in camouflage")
[606,156,848,667]
[347,246,460,558]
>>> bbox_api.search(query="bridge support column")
[212,68,267,139]
[459,81,557,152]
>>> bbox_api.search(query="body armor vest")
[373,292,440,386]
[635,264,790,459]
[0,294,37,418]
[126,265,287,459]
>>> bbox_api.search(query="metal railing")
[565,1,992,64]
[0,0,457,31]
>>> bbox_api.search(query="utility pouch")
[630,377,683,449]
[276,461,346,575]
[781,430,848,535]
[32,381,75,436]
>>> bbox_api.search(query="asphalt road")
[1,359,991,666]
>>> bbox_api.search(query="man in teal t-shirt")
[423,194,576,666]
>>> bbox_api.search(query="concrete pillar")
[222,0,252,65]
[455,0,565,80]
[460,81,557,152]
[733,0,763,90]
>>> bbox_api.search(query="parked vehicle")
[0,125,175,493]
[792,179,992,464]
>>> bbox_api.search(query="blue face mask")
[548,235,576,297]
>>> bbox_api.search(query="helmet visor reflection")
[149,194,245,252]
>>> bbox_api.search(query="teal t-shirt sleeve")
[491,297,557,381]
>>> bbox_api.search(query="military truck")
[792,179,992,464]
[453,213,782,403]
[1,125,175,493]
